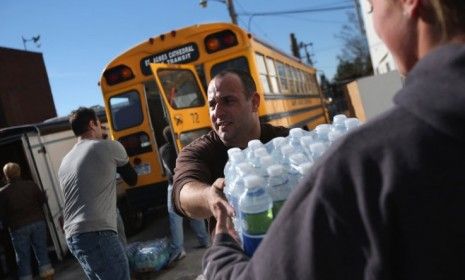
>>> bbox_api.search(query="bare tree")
[333,12,373,82]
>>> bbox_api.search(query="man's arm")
[179,179,234,219]
[117,162,138,186]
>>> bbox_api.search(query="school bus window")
[211,56,250,78]
[301,72,309,95]
[298,70,305,94]
[266,57,280,93]
[157,69,205,109]
[179,127,212,147]
[303,73,311,95]
[276,61,288,94]
[118,132,152,157]
[287,66,295,94]
[293,68,302,94]
[303,72,310,94]
[294,68,301,94]
[255,53,271,93]
[109,91,143,131]
[292,68,299,94]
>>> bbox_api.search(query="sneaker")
[194,243,209,249]
[168,249,186,266]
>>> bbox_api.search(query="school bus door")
[149,63,211,151]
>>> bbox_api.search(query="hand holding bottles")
[206,178,235,220]
[213,200,240,244]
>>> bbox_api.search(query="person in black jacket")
[203,1,465,279]
[0,163,54,280]
[159,126,209,264]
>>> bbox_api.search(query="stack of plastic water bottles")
[223,114,361,256]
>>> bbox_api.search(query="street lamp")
[199,0,238,25]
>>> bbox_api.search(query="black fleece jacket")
[203,44,465,280]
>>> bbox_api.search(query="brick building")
[0,47,57,128]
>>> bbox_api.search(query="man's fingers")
[213,202,229,233]
[212,178,225,191]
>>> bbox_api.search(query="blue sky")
[1,0,355,116]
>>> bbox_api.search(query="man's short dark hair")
[215,69,256,99]
[69,107,98,136]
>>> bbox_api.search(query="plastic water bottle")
[300,135,315,160]
[315,124,331,147]
[246,139,264,159]
[239,174,273,256]
[287,153,308,188]
[345,117,361,131]
[227,162,255,240]
[288,128,306,149]
[328,114,348,144]
[328,130,345,145]
[258,155,274,177]
[250,147,269,169]
[226,162,255,214]
[309,142,327,160]
[280,144,296,167]
[332,114,347,133]
[269,137,287,164]
[296,161,313,185]
[266,164,292,217]
[224,150,245,187]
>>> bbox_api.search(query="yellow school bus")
[99,22,328,229]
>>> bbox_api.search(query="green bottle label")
[241,209,273,235]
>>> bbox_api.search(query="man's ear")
[402,0,421,18]
[88,119,97,131]
[251,92,260,112]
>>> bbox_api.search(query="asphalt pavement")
[53,209,208,280]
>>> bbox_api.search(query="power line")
[238,5,354,17]
[243,5,354,31]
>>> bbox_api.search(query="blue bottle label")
[242,233,265,256]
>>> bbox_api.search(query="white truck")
[0,118,76,260]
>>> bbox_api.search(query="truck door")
[150,63,211,151]
[21,134,68,260]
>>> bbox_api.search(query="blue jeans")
[167,184,209,255]
[9,221,53,280]
[67,231,129,280]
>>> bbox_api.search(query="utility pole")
[226,0,238,25]
[299,42,313,66]
[290,33,301,59]
[353,0,366,39]
[200,0,238,25]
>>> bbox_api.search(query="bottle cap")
[247,139,263,149]
[236,162,254,176]
[297,162,313,175]
[289,127,304,138]
[345,118,360,131]
[280,144,295,157]
[272,137,286,149]
[332,114,347,124]
[227,147,241,157]
[230,152,245,163]
[254,147,269,158]
[244,175,264,189]
[289,153,308,166]
[260,155,274,168]
[267,164,285,176]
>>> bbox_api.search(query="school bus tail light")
[204,30,238,54]
[103,65,134,85]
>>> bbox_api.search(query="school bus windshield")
[157,69,205,109]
